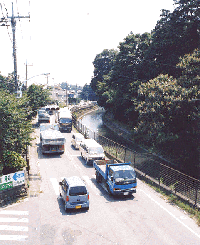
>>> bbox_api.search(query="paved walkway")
[28,118,41,198]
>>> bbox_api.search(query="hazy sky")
[0,0,175,87]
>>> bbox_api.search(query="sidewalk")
[28,118,41,198]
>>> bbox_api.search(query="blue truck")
[93,159,137,196]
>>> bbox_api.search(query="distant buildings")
[50,84,82,104]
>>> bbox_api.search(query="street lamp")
[16,73,51,98]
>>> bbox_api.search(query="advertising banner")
[0,170,25,191]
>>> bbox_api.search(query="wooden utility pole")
[7,2,30,92]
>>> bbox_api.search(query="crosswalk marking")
[0,235,28,241]
[0,210,29,242]
[82,175,100,196]
[50,178,60,196]
[0,217,29,223]
[0,211,29,216]
[0,225,28,232]
[50,176,100,196]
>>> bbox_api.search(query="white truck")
[58,108,72,132]
[40,124,65,154]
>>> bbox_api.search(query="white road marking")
[82,175,100,196]
[0,235,28,241]
[0,225,28,232]
[0,211,29,215]
[0,218,28,223]
[139,189,200,239]
[50,178,60,196]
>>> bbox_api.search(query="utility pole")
[25,60,33,89]
[7,2,30,92]
[44,73,50,86]
[66,82,68,107]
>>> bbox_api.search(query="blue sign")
[13,172,24,181]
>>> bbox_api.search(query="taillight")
[66,196,69,202]
[60,145,64,150]
[87,194,89,200]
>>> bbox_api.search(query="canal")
[80,107,139,149]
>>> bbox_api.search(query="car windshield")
[60,118,72,124]
[114,170,136,180]
[89,147,104,154]
[40,124,59,131]
[69,186,87,196]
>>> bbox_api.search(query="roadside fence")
[73,114,200,208]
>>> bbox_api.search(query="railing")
[73,114,200,208]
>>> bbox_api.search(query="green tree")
[0,90,33,175]
[135,73,199,177]
[27,84,51,117]
[80,84,97,101]
[102,33,151,123]
[0,73,15,93]
[144,0,200,79]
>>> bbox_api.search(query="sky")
[0,0,175,87]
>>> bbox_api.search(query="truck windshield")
[89,147,104,154]
[60,118,72,124]
[69,186,87,196]
[114,170,136,180]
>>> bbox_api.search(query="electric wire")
[1,1,12,43]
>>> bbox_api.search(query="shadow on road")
[57,196,89,216]
[90,177,135,202]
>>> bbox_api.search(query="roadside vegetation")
[91,0,200,178]
[0,74,51,175]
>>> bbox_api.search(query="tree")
[91,49,118,107]
[27,84,51,117]
[144,0,200,79]
[135,73,199,177]
[0,90,33,175]
[0,73,15,93]
[80,84,97,101]
[101,33,151,123]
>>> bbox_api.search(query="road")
[0,117,200,244]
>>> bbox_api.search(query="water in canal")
[80,108,133,147]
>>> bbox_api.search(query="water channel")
[80,107,137,149]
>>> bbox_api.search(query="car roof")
[64,176,86,187]
[73,133,84,138]
[83,139,101,147]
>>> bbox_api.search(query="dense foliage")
[80,84,97,101]
[0,77,51,175]
[91,0,200,177]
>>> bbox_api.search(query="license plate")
[124,192,129,195]
[75,205,81,209]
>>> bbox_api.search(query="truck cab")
[94,160,137,196]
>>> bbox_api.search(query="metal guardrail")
[73,114,200,208]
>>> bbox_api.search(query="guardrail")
[73,114,200,208]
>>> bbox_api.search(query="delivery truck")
[40,124,65,154]
[58,108,72,132]
[93,159,137,196]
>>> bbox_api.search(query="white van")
[79,139,105,165]
[71,133,85,150]
[59,176,89,211]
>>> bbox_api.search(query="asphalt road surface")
[1,119,200,244]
